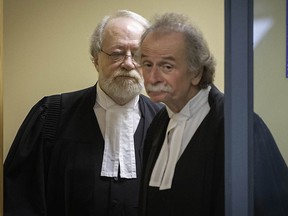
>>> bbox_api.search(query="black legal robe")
[4,85,163,216]
[140,86,288,216]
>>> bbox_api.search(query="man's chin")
[100,77,142,98]
[114,76,139,83]
[148,91,167,103]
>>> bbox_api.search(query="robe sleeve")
[4,95,61,216]
[253,114,288,215]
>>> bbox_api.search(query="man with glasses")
[4,10,163,216]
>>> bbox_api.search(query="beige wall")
[3,0,224,160]
[254,0,288,163]
[0,0,3,214]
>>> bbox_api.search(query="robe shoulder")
[253,113,288,215]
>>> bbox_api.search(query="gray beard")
[99,69,143,105]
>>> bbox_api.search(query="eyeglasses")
[100,49,139,65]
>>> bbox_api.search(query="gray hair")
[140,13,216,88]
[90,10,149,59]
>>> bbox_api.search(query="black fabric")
[4,85,163,216]
[253,114,288,215]
[140,86,288,216]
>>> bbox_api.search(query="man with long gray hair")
[139,12,288,216]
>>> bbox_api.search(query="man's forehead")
[143,31,184,44]
[141,31,186,51]
[106,17,144,32]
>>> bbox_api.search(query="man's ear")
[93,56,100,71]
[191,68,203,86]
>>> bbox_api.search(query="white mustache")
[145,83,172,93]
[114,70,142,80]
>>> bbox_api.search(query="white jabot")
[94,85,140,179]
[149,86,211,190]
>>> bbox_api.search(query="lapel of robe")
[145,109,169,177]
[137,96,161,168]
[140,108,169,214]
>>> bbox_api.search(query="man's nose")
[145,66,162,84]
[121,55,135,70]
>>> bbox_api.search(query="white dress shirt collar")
[149,86,211,189]
[95,84,140,179]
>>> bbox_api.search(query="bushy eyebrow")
[108,44,139,50]
[140,53,149,59]
[141,53,176,62]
